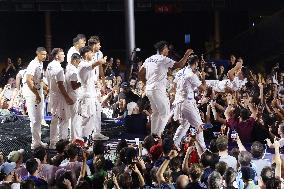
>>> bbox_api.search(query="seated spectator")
[124,102,147,135]
[22,158,48,189]
[216,136,237,170]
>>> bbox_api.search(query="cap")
[127,102,138,115]
[7,149,24,162]
[0,162,16,175]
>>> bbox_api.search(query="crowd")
[0,33,284,188]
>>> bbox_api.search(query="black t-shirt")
[125,114,147,134]
[125,91,140,104]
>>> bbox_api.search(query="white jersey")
[174,66,201,102]
[22,58,43,98]
[46,60,65,96]
[142,54,175,92]
[65,63,79,101]
[67,46,79,64]
[46,60,66,117]
[77,59,97,98]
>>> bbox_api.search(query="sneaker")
[41,120,49,127]
[92,133,109,141]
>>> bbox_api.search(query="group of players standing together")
[22,36,246,151]
[23,34,108,149]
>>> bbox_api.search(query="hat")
[0,162,16,175]
[127,102,138,115]
[7,149,24,162]
[121,82,129,88]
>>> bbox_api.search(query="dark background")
[0,0,284,71]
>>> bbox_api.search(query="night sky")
[0,11,249,65]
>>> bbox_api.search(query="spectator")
[207,171,223,189]
[186,163,207,189]
[0,162,21,188]
[223,167,237,189]
[22,158,48,189]
[216,136,237,170]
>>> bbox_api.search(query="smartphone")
[231,130,238,139]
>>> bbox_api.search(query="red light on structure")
[154,4,174,13]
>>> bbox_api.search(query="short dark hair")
[79,46,92,57]
[215,161,228,176]
[25,158,38,175]
[188,164,203,181]
[251,141,264,159]
[188,55,199,65]
[240,108,250,121]
[223,167,237,186]
[238,151,252,167]
[200,150,219,168]
[154,41,168,54]
[50,48,63,60]
[66,144,79,159]
[36,47,46,53]
[241,167,255,181]
[73,34,86,45]
[33,146,47,162]
[207,171,223,189]
[93,141,105,156]
[209,139,219,154]
[143,134,155,152]
[162,138,174,155]
[266,177,281,189]
[260,166,274,184]
[56,139,70,154]
[88,36,100,47]
[71,53,81,62]
[216,136,228,152]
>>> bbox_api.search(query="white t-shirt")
[77,59,96,98]
[65,63,79,101]
[219,154,238,171]
[46,60,65,97]
[174,66,201,100]
[142,54,175,92]
[67,46,80,64]
[22,58,43,98]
